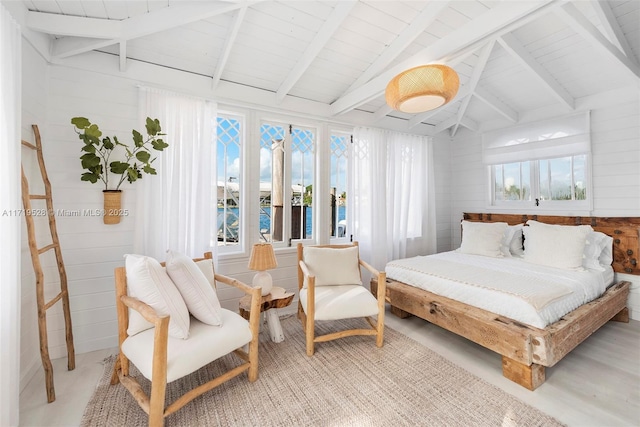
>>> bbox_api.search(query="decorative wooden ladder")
[21,124,75,403]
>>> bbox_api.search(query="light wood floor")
[19,308,640,426]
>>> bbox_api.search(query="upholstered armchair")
[111,251,261,427]
[297,242,386,356]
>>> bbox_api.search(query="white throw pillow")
[523,221,592,270]
[303,246,362,287]
[166,251,224,326]
[583,231,613,271]
[499,224,524,257]
[124,254,190,339]
[459,221,508,258]
[509,224,525,257]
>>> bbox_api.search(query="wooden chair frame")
[297,242,386,356]
[110,252,262,427]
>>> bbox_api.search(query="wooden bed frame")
[371,213,638,390]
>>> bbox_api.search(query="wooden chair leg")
[248,335,259,382]
[110,356,121,385]
[148,380,167,427]
[376,320,384,348]
[305,315,314,356]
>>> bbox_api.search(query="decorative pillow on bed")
[166,251,224,326]
[125,254,190,339]
[500,224,524,257]
[460,220,508,258]
[523,221,592,270]
[583,231,614,271]
[303,246,362,287]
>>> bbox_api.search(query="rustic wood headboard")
[463,213,640,276]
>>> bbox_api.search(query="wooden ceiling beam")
[212,6,248,90]
[275,1,356,102]
[556,3,640,81]
[588,0,638,65]
[498,33,574,110]
[451,41,494,137]
[48,2,250,59]
[27,11,121,39]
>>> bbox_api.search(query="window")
[492,155,587,205]
[216,113,243,250]
[259,121,315,245]
[330,131,349,240]
[484,112,591,210]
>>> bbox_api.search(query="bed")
[371,213,638,390]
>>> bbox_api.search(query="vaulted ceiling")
[13,0,640,136]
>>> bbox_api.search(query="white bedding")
[385,251,614,329]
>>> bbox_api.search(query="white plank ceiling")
[17,0,640,136]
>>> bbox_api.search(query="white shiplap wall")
[447,86,640,320]
[20,41,51,391]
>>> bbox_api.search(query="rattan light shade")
[248,243,278,271]
[385,64,460,113]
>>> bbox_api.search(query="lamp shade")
[248,243,278,271]
[385,64,460,113]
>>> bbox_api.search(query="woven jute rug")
[81,316,563,426]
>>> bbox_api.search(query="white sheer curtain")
[135,88,216,260]
[0,4,21,426]
[351,127,436,271]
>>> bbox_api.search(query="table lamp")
[248,243,278,296]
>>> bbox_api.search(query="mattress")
[385,251,614,329]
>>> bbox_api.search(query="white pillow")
[124,254,190,339]
[499,224,524,257]
[509,224,525,257]
[302,246,362,287]
[523,221,592,270]
[166,251,224,326]
[583,231,613,271]
[460,221,508,258]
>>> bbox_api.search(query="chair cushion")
[124,254,190,339]
[300,285,379,320]
[302,246,362,287]
[166,251,224,326]
[122,309,252,383]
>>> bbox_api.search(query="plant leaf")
[80,153,100,169]
[151,138,169,151]
[71,117,91,129]
[143,164,157,175]
[132,129,143,147]
[145,117,161,136]
[110,161,129,174]
[80,172,99,183]
[136,150,151,163]
[102,136,114,150]
[127,166,140,183]
[85,124,102,140]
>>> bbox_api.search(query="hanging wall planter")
[71,117,168,225]
[103,190,122,224]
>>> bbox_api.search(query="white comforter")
[385,251,614,328]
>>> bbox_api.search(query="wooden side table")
[239,286,294,343]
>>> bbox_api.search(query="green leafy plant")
[71,117,168,191]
